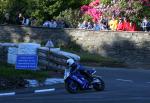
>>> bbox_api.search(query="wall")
[0,25,150,68]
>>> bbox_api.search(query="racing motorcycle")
[64,67,105,93]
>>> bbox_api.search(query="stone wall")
[0,25,150,68]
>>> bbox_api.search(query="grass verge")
[62,48,126,67]
[0,63,61,81]
[0,50,126,81]
[79,52,126,67]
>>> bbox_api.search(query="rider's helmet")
[66,58,75,66]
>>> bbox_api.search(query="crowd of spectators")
[78,15,150,32]
[15,13,67,28]
[2,12,150,32]
[42,19,66,28]
[16,13,37,26]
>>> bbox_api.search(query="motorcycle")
[64,67,105,93]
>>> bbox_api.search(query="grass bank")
[79,52,126,67]
[0,63,60,81]
[62,48,126,67]
[0,50,126,80]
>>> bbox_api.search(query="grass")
[0,48,126,81]
[79,53,126,67]
[0,63,54,81]
[62,48,126,67]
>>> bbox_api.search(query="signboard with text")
[16,55,38,70]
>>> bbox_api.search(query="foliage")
[100,0,149,20]
[0,0,149,26]
[55,8,81,28]
[101,0,111,5]
[82,14,93,22]
[0,0,93,25]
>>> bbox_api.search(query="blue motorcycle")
[64,67,105,93]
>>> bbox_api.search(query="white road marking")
[34,88,55,93]
[0,92,15,96]
[116,79,133,83]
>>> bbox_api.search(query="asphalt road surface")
[0,67,150,103]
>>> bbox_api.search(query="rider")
[66,58,93,83]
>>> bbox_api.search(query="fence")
[0,43,79,71]
[37,47,68,71]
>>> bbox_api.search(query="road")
[0,67,150,103]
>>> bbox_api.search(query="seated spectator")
[87,21,93,29]
[93,22,100,31]
[117,18,124,31]
[30,17,37,26]
[22,16,30,26]
[123,17,130,31]
[50,19,57,28]
[56,19,65,28]
[99,22,108,30]
[141,16,149,32]
[43,20,50,27]
[109,16,118,31]
[128,21,137,31]
[79,20,88,29]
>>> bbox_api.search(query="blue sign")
[16,55,38,70]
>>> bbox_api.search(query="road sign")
[16,55,38,70]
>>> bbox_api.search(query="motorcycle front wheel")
[65,81,79,93]
[93,77,105,91]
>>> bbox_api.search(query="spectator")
[99,21,107,30]
[43,20,50,27]
[100,15,109,29]
[56,19,62,28]
[117,18,124,31]
[59,20,65,28]
[22,16,30,26]
[16,13,24,25]
[51,19,57,28]
[123,17,130,31]
[87,21,93,29]
[93,22,100,31]
[128,21,137,31]
[109,16,118,31]
[141,16,149,32]
[4,12,10,24]
[79,20,88,29]
[30,17,37,26]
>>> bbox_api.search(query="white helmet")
[66,58,75,66]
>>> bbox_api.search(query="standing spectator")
[141,16,149,32]
[16,13,24,25]
[117,18,124,31]
[4,12,10,24]
[108,16,118,31]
